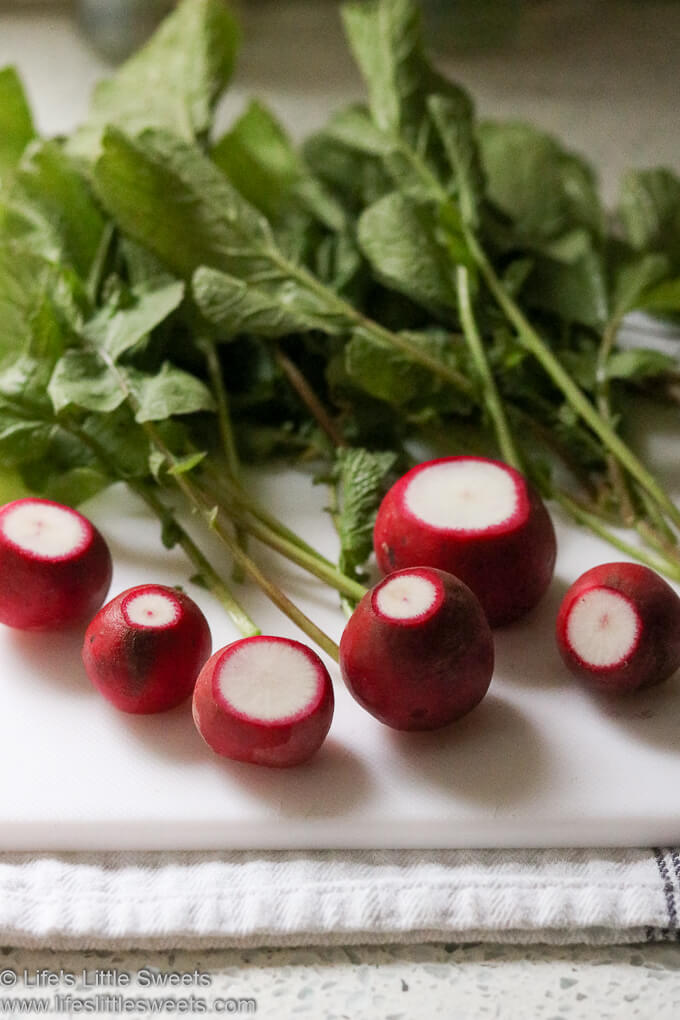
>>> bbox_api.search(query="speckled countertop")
[1,942,680,1016]
[2,1,680,1012]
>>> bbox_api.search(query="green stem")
[636,483,678,548]
[279,256,474,398]
[201,467,339,571]
[466,229,680,529]
[61,416,260,637]
[199,335,241,479]
[144,422,340,660]
[455,265,522,469]
[228,508,367,603]
[206,509,340,662]
[596,315,636,525]
[555,490,680,582]
[274,345,347,449]
[198,333,247,582]
[65,346,330,649]
[507,404,598,498]
[135,483,260,637]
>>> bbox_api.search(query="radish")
[373,456,557,626]
[0,497,112,630]
[339,566,494,731]
[82,584,212,713]
[556,562,680,693]
[192,635,334,767]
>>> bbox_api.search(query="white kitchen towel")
[0,847,677,948]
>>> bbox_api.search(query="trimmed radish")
[339,566,494,731]
[556,562,680,693]
[192,636,334,767]
[373,456,557,626]
[0,497,112,630]
[82,584,212,713]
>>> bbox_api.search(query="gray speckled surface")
[1,943,680,1017]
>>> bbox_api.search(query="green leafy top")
[71,0,239,158]
[0,68,35,184]
[0,0,679,612]
[332,446,398,583]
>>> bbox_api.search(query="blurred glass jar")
[76,0,174,62]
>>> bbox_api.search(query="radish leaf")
[0,67,35,183]
[619,167,680,266]
[212,100,302,221]
[192,266,351,339]
[358,192,460,311]
[333,446,398,584]
[478,120,604,245]
[6,141,107,278]
[83,278,185,361]
[71,0,239,158]
[128,363,215,422]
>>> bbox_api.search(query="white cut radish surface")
[1,501,87,559]
[122,590,181,629]
[217,641,320,722]
[375,573,439,621]
[404,460,519,531]
[566,588,641,667]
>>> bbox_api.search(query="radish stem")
[596,313,636,526]
[62,417,261,638]
[142,420,341,660]
[198,333,247,582]
[135,482,260,638]
[206,509,341,662]
[200,468,339,570]
[225,507,368,603]
[276,254,475,398]
[465,228,680,530]
[554,490,680,582]
[199,335,241,481]
[274,345,347,448]
[455,265,522,470]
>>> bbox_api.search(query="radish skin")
[82,584,212,713]
[339,567,494,731]
[0,498,112,630]
[556,562,680,693]
[192,635,334,767]
[373,456,556,627]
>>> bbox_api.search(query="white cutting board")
[2,402,680,850]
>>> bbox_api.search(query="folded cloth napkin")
[0,847,677,949]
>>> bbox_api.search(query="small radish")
[556,562,680,694]
[373,456,557,627]
[339,566,494,731]
[82,584,212,714]
[0,497,112,630]
[192,635,334,767]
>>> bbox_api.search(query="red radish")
[339,566,494,731]
[0,497,112,630]
[556,562,680,694]
[82,584,212,714]
[373,456,557,627]
[192,635,334,767]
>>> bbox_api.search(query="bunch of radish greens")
[1,0,680,663]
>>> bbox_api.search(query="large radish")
[193,635,334,767]
[83,584,212,713]
[556,562,680,693]
[373,456,557,626]
[0,498,112,630]
[339,566,494,731]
